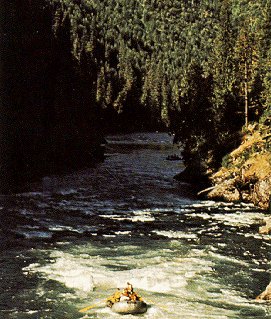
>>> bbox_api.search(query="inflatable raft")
[111,301,148,314]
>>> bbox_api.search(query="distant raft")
[111,301,148,314]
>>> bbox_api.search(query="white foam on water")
[58,189,78,195]
[115,231,131,235]
[24,246,216,298]
[191,200,217,207]
[99,214,126,221]
[17,230,53,239]
[24,232,268,319]
[48,225,79,232]
[190,200,257,211]
[182,207,263,231]
[26,310,39,315]
[208,250,249,267]
[244,233,265,240]
[47,224,99,234]
[130,212,155,222]
[211,212,263,227]
[176,208,195,213]
[24,241,268,319]
[24,252,96,294]
[153,230,198,240]
[187,212,211,220]
[101,210,155,222]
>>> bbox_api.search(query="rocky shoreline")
[206,124,271,212]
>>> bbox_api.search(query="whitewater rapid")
[0,133,270,319]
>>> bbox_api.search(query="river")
[0,132,270,319]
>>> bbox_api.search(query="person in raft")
[106,283,143,307]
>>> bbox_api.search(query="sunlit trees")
[46,0,271,174]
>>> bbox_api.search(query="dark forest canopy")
[48,0,271,176]
[1,0,271,191]
[0,1,105,192]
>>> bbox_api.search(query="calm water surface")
[0,133,270,319]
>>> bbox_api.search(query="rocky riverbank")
[206,123,271,212]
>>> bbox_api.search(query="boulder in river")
[259,217,271,235]
[252,175,271,210]
[256,282,271,301]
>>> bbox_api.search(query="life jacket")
[122,288,131,297]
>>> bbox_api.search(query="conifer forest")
[1,0,271,193]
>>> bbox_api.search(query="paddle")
[79,300,105,313]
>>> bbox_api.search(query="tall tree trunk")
[244,60,249,127]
